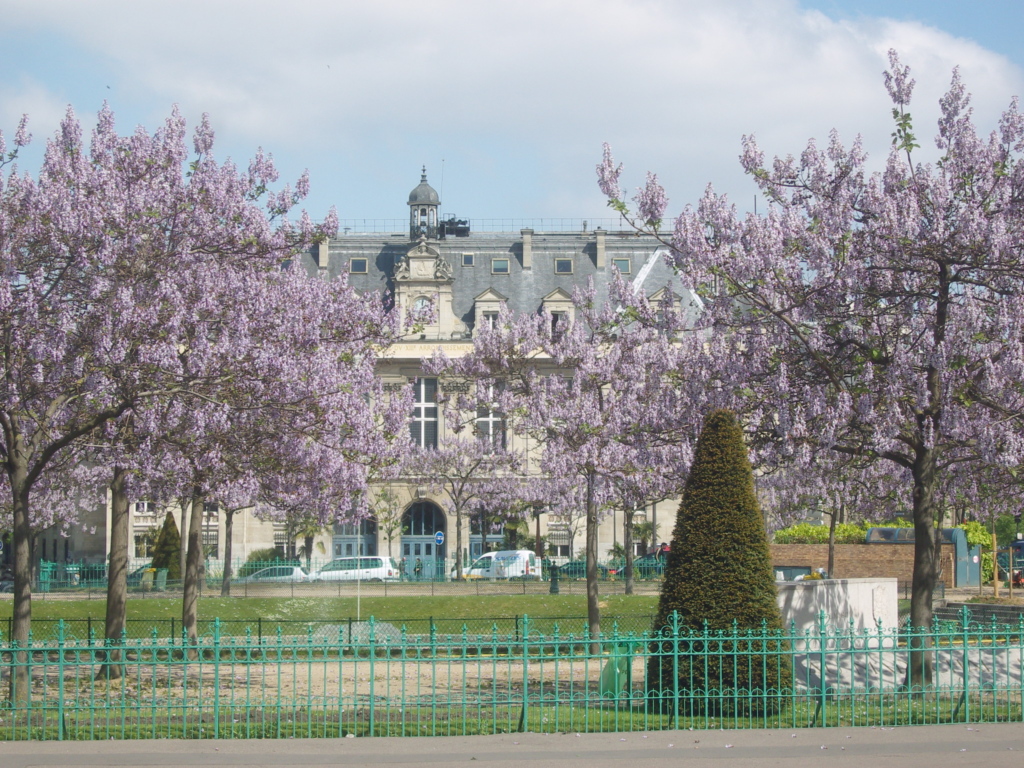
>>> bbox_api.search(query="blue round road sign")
[434,531,445,546]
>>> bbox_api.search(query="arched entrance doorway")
[401,501,446,580]
[332,518,378,559]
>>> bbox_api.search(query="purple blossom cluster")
[0,106,402,650]
[605,50,1024,640]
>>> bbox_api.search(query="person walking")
[414,557,423,581]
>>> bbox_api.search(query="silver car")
[237,565,308,584]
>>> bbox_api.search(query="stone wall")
[776,578,898,632]
[770,543,959,586]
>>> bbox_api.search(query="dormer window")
[554,258,573,275]
[612,258,631,274]
[473,288,508,338]
[551,312,568,339]
[349,258,368,273]
[540,288,574,335]
[462,253,475,267]
[492,258,510,274]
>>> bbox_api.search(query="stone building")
[294,169,692,576]
[23,170,689,578]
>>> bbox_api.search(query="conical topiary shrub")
[151,511,182,581]
[647,409,791,716]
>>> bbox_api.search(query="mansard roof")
[303,227,699,332]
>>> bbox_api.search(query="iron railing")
[0,607,1021,740]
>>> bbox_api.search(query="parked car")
[555,560,610,580]
[237,565,308,584]
[460,550,541,580]
[315,556,400,582]
[606,554,665,579]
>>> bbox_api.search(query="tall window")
[476,382,505,452]
[411,377,439,448]
[202,502,219,559]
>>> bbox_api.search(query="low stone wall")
[776,578,898,633]
[770,543,959,585]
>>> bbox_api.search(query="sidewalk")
[4,723,1024,768]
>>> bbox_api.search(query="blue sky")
[2,1,1022,226]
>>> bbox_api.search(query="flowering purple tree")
[0,104,337,680]
[602,51,1024,683]
[119,264,405,641]
[433,277,707,642]
[401,371,525,579]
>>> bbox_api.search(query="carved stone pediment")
[395,239,452,282]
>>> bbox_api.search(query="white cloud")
[2,0,1021,218]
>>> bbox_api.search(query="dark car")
[607,554,665,579]
[556,560,610,580]
[633,553,666,579]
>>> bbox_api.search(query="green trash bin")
[154,568,168,591]
[38,562,56,593]
[600,644,632,699]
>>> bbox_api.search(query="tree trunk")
[182,490,205,647]
[455,506,463,580]
[534,507,543,561]
[826,500,842,580]
[585,471,601,654]
[178,496,189,587]
[623,507,636,596]
[8,460,32,704]
[905,447,938,688]
[99,466,129,679]
[220,509,235,597]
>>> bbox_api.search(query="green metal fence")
[0,606,1021,740]
[14,615,658,643]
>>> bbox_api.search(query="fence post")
[57,619,66,740]
[213,617,221,739]
[518,614,530,732]
[815,610,828,727]
[951,606,973,722]
[368,617,376,737]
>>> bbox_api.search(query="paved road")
[4,723,1023,768]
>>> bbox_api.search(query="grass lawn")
[0,593,660,635]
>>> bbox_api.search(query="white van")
[462,550,540,580]
[315,556,400,582]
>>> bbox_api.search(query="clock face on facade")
[413,296,431,312]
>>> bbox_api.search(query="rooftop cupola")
[408,167,440,240]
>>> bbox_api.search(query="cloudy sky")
[2,1,1022,227]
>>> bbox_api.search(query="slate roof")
[298,174,700,332]
[302,229,698,328]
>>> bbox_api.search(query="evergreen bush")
[647,409,791,716]
[150,512,181,580]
